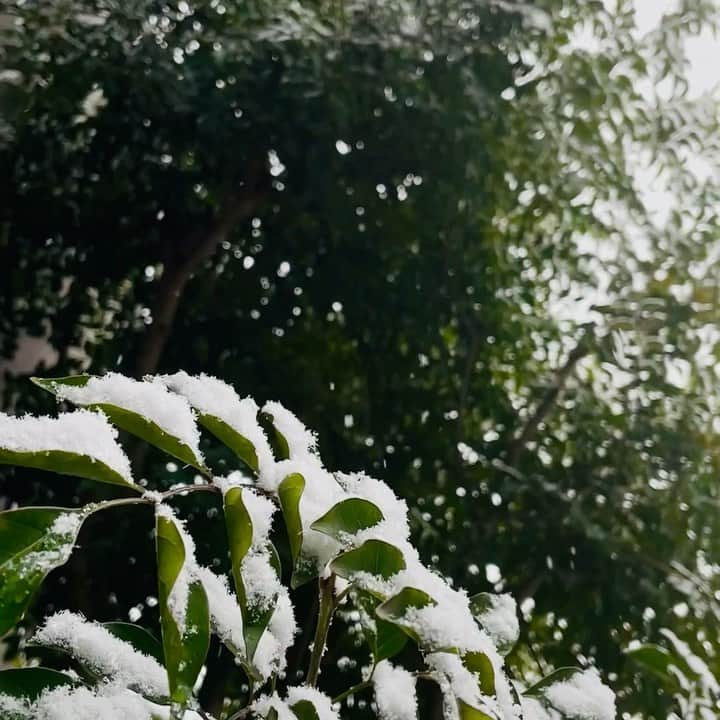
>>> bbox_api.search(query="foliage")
[0,372,615,719]
[2,1,720,718]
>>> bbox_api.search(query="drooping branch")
[135,163,268,376]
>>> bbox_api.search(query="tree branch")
[508,336,591,467]
[135,163,268,376]
[306,574,337,686]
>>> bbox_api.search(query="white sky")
[635,0,720,98]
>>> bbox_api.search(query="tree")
[0,371,616,719]
[2,1,720,717]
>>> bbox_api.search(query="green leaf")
[198,414,259,474]
[0,448,137,490]
[330,539,406,582]
[463,651,495,696]
[33,375,208,473]
[0,507,86,636]
[222,487,275,662]
[523,667,582,697]
[267,541,282,578]
[103,622,164,664]
[31,375,91,391]
[278,473,316,588]
[291,700,320,720]
[156,514,210,716]
[0,393,139,492]
[0,667,77,700]
[310,498,384,541]
[626,644,681,690]
[223,486,253,605]
[457,700,495,720]
[355,590,408,663]
[259,411,290,460]
[375,587,435,644]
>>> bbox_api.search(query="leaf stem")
[161,483,221,500]
[306,573,336,686]
[332,679,372,704]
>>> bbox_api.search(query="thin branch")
[135,162,269,377]
[160,483,222,501]
[332,680,372,705]
[508,336,592,467]
[306,574,337,686]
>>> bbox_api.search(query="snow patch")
[373,660,417,720]
[544,668,616,720]
[55,373,203,466]
[0,409,133,483]
[34,612,168,699]
[159,372,273,474]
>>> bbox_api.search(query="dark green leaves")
[523,667,582,697]
[457,700,495,720]
[198,414,259,473]
[290,700,320,720]
[278,473,316,588]
[0,507,85,636]
[355,590,409,663]
[463,651,496,696]
[222,487,274,662]
[156,512,209,716]
[0,448,136,490]
[330,540,406,581]
[33,375,207,473]
[93,404,206,473]
[104,622,164,664]
[259,412,290,461]
[310,498,384,541]
[0,403,137,490]
[224,487,253,602]
[0,667,77,701]
[376,587,435,643]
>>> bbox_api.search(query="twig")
[306,574,337,686]
[508,336,591,467]
[332,679,372,704]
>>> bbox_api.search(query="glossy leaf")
[223,486,253,606]
[463,651,496,696]
[457,699,495,720]
[330,539,406,582]
[156,514,210,716]
[0,507,86,636]
[523,667,582,697]
[0,667,77,700]
[377,586,435,621]
[0,448,137,490]
[310,498,384,541]
[355,589,409,663]
[278,472,316,587]
[259,411,290,461]
[198,414,259,474]
[103,622,164,664]
[33,375,208,473]
[291,700,320,720]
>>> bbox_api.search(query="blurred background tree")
[2,0,720,717]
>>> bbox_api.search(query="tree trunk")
[135,168,267,377]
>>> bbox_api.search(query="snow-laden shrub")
[0,372,616,719]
